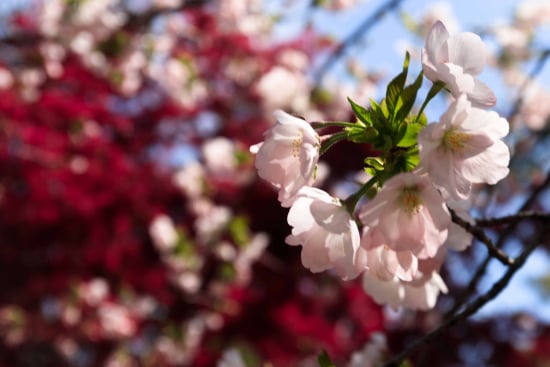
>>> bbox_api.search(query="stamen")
[443,130,470,153]
[292,129,304,158]
[400,187,422,214]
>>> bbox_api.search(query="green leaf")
[402,51,411,72]
[385,77,403,114]
[317,350,335,367]
[345,125,380,144]
[370,98,389,120]
[396,123,423,148]
[395,71,423,123]
[347,97,372,126]
[384,52,410,114]
[383,134,393,152]
[416,111,428,126]
[406,147,420,171]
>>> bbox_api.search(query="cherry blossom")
[359,172,450,259]
[285,187,366,280]
[422,20,496,107]
[250,110,320,207]
[362,268,448,310]
[149,214,179,252]
[202,137,238,174]
[361,227,419,282]
[418,94,510,199]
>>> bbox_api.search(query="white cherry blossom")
[422,20,496,107]
[359,172,450,259]
[361,227,419,282]
[418,94,510,200]
[362,268,448,310]
[250,110,320,207]
[285,187,366,280]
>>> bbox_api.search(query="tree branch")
[449,207,514,266]
[382,225,548,367]
[312,0,406,82]
[445,171,550,317]
[475,211,550,226]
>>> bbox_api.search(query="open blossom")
[149,214,178,252]
[363,269,448,310]
[250,110,320,207]
[359,172,450,259]
[422,20,496,107]
[361,227,418,282]
[418,94,510,200]
[285,187,366,280]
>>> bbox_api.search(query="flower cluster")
[251,20,510,310]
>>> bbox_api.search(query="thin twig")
[312,0,405,82]
[382,226,548,367]
[449,208,514,266]
[445,171,550,317]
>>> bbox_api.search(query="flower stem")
[414,81,445,123]
[344,176,378,213]
[311,121,357,130]
[319,131,348,156]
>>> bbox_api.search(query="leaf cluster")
[345,53,427,185]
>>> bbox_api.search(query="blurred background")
[0,0,549,366]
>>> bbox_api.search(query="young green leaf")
[395,71,423,123]
[347,97,372,126]
[396,123,423,148]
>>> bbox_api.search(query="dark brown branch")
[382,225,548,367]
[449,207,514,266]
[445,171,550,317]
[313,0,405,82]
[475,211,550,226]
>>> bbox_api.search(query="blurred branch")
[507,48,550,122]
[445,171,550,317]
[382,224,549,367]
[449,208,514,266]
[476,211,550,226]
[312,0,405,83]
